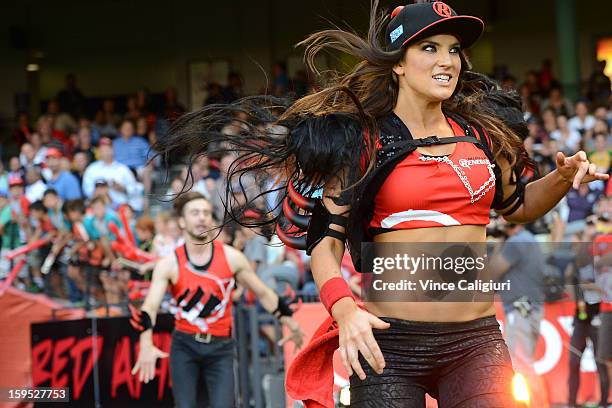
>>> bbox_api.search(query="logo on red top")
[433,2,452,18]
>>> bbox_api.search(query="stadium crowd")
[0,59,610,312]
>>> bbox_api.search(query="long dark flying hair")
[153,0,529,234]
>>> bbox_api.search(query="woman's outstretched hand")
[333,299,391,380]
[556,151,609,189]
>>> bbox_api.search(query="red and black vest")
[347,111,504,271]
[169,241,235,336]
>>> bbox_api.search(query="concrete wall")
[460,0,612,90]
[0,3,29,124]
[0,0,610,120]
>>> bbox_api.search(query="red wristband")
[320,277,354,315]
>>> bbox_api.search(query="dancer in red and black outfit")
[154,2,608,407]
[130,192,303,408]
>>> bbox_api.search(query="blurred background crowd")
[0,1,610,406]
[0,63,320,308]
[0,56,609,310]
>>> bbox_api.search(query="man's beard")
[185,227,211,243]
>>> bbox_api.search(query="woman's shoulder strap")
[445,112,494,155]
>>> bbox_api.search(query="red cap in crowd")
[8,175,24,186]
[45,147,63,158]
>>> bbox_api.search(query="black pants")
[568,317,610,407]
[350,316,516,407]
[169,330,236,408]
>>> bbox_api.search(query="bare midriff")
[368,225,496,322]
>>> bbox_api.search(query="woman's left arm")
[498,151,609,223]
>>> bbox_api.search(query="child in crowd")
[152,213,183,256]
[133,216,156,280]
[27,200,57,293]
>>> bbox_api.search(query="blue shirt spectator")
[44,148,82,200]
[48,208,71,232]
[83,198,121,241]
[47,171,82,201]
[113,120,150,170]
[566,184,603,223]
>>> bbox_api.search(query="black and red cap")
[386,2,484,51]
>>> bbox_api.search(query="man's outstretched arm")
[131,255,174,383]
[225,244,305,349]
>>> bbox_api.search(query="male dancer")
[131,192,304,407]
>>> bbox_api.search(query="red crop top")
[369,116,496,232]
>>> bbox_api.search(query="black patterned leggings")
[349,316,517,408]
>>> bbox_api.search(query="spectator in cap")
[94,179,108,188]
[82,137,137,207]
[8,175,24,189]
[8,175,29,217]
[92,179,113,208]
[4,175,29,250]
[44,147,82,201]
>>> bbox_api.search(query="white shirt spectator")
[25,179,47,202]
[153,235,185,257]
[82,160,137,205]
[192,179,209,198]
[550,129,581,152]
[29,147,48,166]
[568,115,596,135]
[128,181,145,212]
[20,151,45,168]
